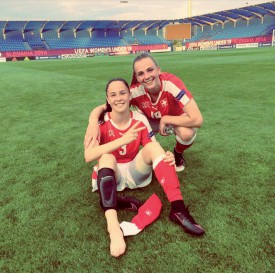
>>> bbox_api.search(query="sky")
[1,0,270,21]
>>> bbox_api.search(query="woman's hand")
[84,122,100,149]
[84,104,107,148]
[159,116,169,136]
[163,151,175,166]
[121,121,145,145]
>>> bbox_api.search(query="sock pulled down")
[120,194,162,236]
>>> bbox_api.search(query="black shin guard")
[97,168,117,211]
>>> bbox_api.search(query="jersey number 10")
[151,111,162,119]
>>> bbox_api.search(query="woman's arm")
[159,99,203,134]
[84,121,145,163]
[84,137,126,163]
[84,104,106,148]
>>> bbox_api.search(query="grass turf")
[1,47,274,273]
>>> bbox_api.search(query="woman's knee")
[144,142,163,153]
[175,127,196,142]
[141,142,165,164]
[98,154,117,169]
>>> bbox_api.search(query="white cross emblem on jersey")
[160,99,168,107]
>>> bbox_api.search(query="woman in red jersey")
[84,53,203,172]
[85,78,205,257]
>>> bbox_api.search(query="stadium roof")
[188,1,275,26]
[0,1,274,32]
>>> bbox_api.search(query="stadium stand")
[0,2,274,52]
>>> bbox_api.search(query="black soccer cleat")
[116,194,142,212]
[169,207,205,236]
[173,148,186,172]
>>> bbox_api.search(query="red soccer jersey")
[130,72,193,120]
[99,111,156,163]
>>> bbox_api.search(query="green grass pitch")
[1,47,274,273]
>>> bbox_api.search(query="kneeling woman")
[84,78,205,258]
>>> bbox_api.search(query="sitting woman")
[84,78,205,258]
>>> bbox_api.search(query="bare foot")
[109,227,126,257]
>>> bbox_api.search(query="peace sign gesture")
[121,121,146,145]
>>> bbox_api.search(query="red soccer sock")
[153,158,183,202]
[175,141,193,154]
[175,134,196,154]
[120,194,162,236]
[131,193,162,229]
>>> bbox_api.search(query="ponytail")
[131,71,138,86]
[99,101,111,124]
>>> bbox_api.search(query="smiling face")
[134,56,161,95]
[106,80,131,113]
